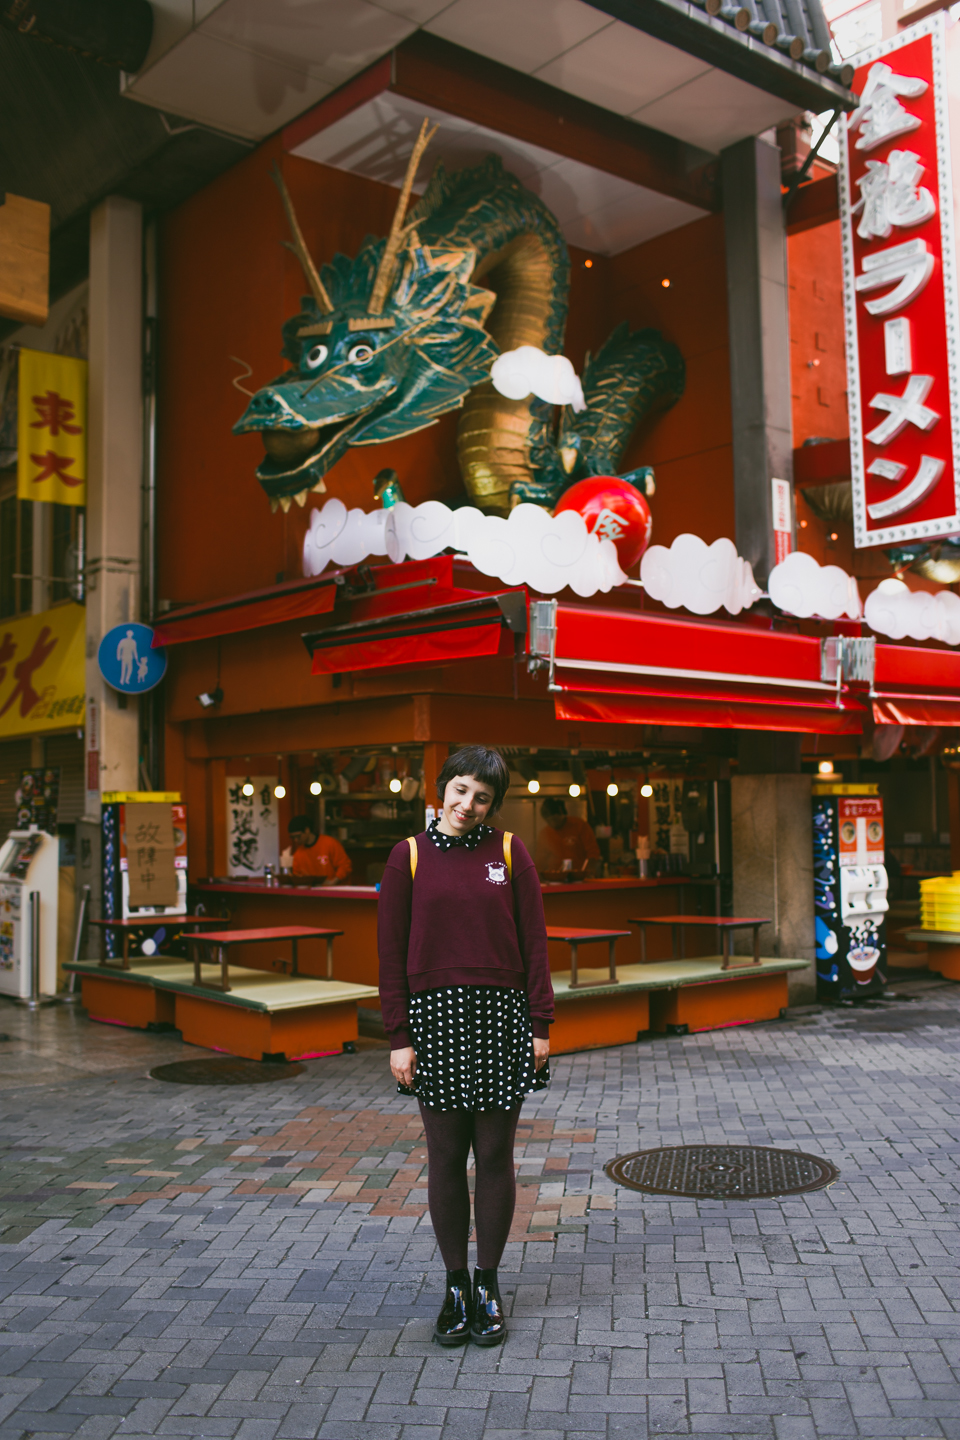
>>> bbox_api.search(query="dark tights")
[418,1103,522,1270]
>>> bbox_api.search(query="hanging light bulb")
[818,760,835,776]
[389,777,402,794]
[640,782,653,798]
[309,780,322,796]
[527,778,540,794]
[274,783,286,799]
[568,783,581,797]
[607,782,619,797]
[241,778,254,797]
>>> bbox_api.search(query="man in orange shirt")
[288,816,352,885]
[535,798,602,879]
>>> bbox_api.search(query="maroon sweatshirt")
[377,828,554,1048]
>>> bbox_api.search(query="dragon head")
[233,122,498,511]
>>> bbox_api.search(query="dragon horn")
[368,118,437,316]
[270,163,333,315]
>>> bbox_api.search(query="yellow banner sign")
[0,604,85,739]
[17,347,87,506]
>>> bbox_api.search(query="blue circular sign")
[98,623,167,695]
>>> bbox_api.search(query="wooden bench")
[89,915,225,969]
[548,957,807,1054]
[630,914,771,968]
[184,925,343,992]
[545,925,631,989]
[65,953,377,1062]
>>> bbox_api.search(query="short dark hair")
[436,746,510,811]
[541,797,567,818]
[288,815,312,834]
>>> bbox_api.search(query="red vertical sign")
[839,13,960,548]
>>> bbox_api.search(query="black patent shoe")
[471,1267,506,1346]
[434,1269,472,1346]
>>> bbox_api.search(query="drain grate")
[150,1058,304,1085]
[605,1144,838,1199]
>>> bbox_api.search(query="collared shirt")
[426,817,491,852]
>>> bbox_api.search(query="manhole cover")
[150,1058,304,1085]
[605,1145,839,1199]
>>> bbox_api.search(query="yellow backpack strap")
[503,831,513,881]
[407,835,418,880]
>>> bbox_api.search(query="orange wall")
[788,217,848,446]
[156,139,734,610]
[610,212,734,546]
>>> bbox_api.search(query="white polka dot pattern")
[398,985,550,1111]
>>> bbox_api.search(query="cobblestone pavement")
[0,976,957,1440]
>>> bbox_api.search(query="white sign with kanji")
[839,13,960,548]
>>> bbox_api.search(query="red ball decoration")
[554,476,653,572]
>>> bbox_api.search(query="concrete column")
[722,136,794,585]
[731,774,815,1004]
[84,196,142,813]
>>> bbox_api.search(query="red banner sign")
[839,14,960,548]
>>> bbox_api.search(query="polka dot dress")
[398,985,550,1111]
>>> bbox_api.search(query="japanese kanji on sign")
[0,604,85,741]
[839,13,960,548]
[16,346,87,507]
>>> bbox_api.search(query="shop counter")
[193,875,712,986]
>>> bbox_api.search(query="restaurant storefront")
[57,3,960,1053]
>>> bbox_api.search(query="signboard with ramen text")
[839,13,960,547]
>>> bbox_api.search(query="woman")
[378,745,553,1347]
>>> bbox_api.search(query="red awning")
[152,575,338,646]
[534,603,868,733]
[303,592,527,674]
[872,643,960,726]
[151,557,465,647]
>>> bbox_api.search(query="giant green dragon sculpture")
[234,120,685,515]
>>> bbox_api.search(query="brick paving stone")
[0,983,955,1437]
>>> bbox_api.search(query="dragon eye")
[305,344,327,370]
[348,343,374,365]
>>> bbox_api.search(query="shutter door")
[44,733,85,824]
[0,739,32,837]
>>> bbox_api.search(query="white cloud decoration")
[639,534,761,615]
[490,346,586,411]
[864,577,960,645]
[768,551,862,620]
[302,499,388,575]
[303,499,626,597]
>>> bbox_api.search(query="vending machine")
[0,830,59,1000]
[813,783,888,1001]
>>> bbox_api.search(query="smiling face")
[437,773,495,836]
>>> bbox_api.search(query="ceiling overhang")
[284,68,711,257]
[121,0,855,153]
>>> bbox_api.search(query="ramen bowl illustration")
[847,945,880,985]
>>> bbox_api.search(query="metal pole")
[25,892,42,1011]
